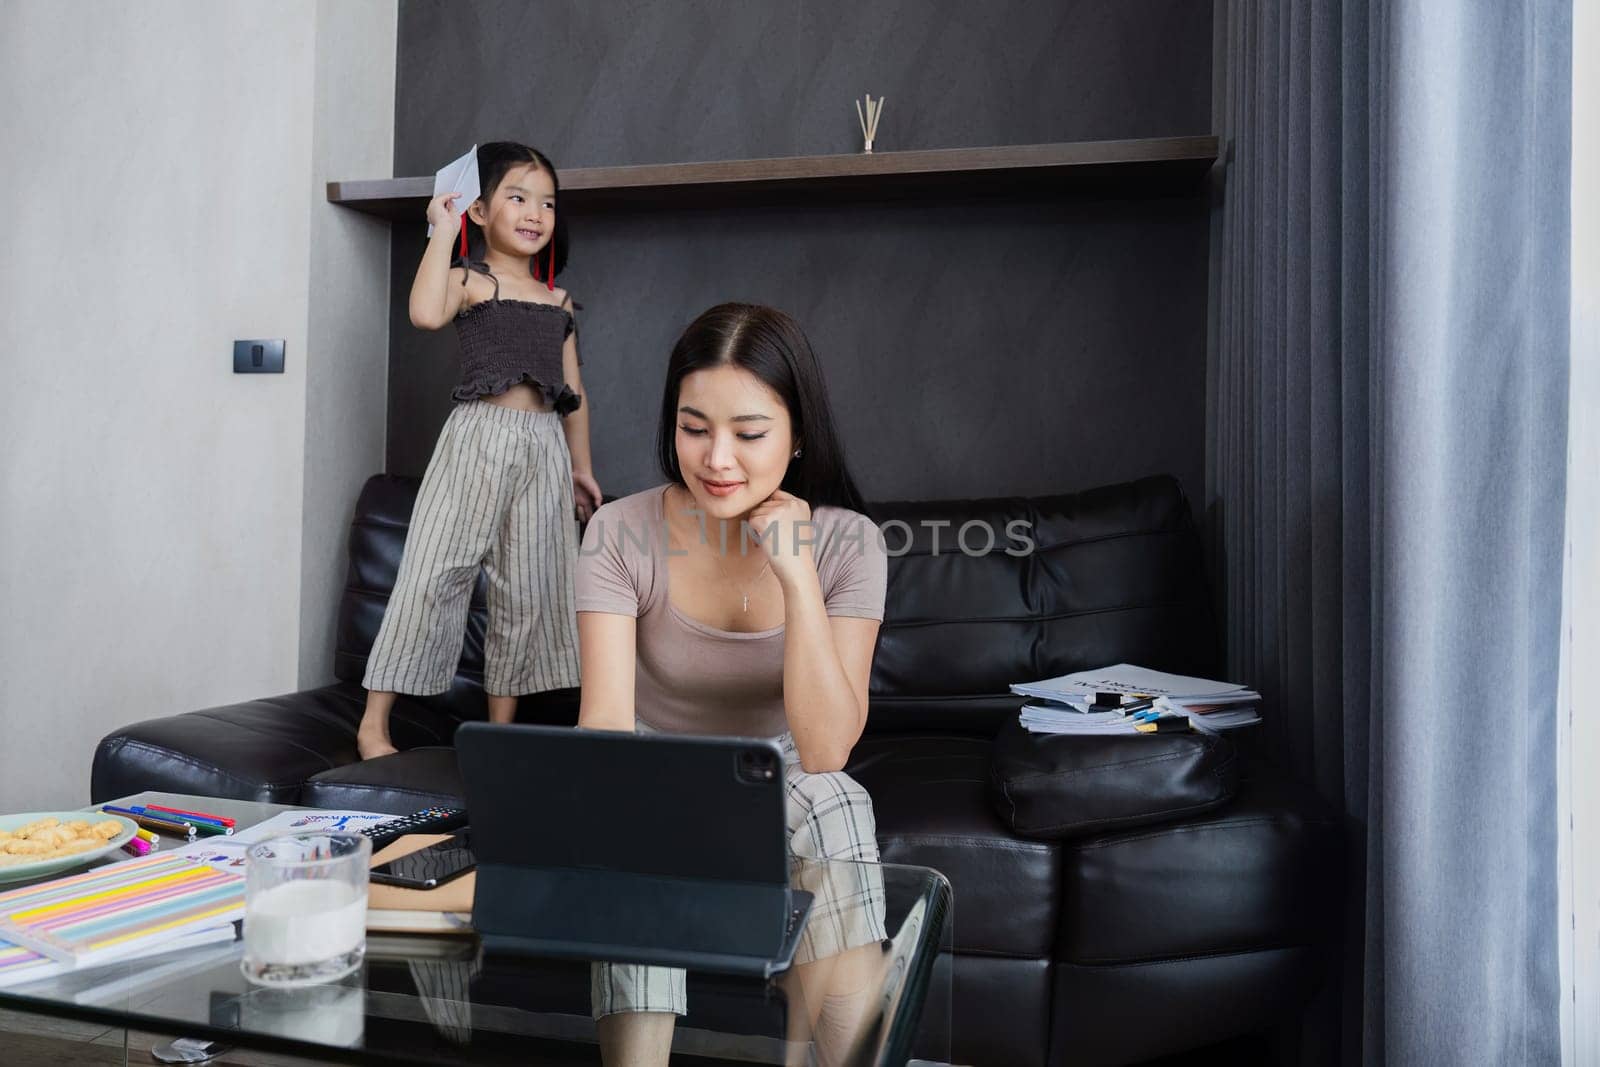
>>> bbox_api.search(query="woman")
[575,303,889,1064]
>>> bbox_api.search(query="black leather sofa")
[93,473,1341,1066]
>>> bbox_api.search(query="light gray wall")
[299,1,397,687]
[0,2,394,810]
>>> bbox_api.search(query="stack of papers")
[1017,705,1156,735]
[1012,664,1262,734]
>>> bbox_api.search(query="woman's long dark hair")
[460,141,569,282]
[657,304,866,512]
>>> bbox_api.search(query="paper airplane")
[427,144,480,236]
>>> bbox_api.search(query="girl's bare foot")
[359,690,400,760]
[357,721,398,760]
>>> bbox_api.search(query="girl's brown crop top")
[452,265,580,415]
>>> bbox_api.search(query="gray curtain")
[1209,2,1570,1063]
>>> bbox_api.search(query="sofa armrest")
[988,717,1238,840]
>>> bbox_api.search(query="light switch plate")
[233,339,285,374]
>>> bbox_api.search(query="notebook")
[0,853,246,966]
[366,834,475,935]
[0,925,235,989]
[456,723,812,977]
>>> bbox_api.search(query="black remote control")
[359,807,468,851]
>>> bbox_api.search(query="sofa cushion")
[948,956,1053,1067]
[301,747,464,814]
[90,683,462,804]
[1054,768,1343,964]
[989,717,1238,840]
[847,734,1059,958]
[864,476,1222,734]
[1049,946,1327,1067]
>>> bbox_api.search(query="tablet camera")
[736,747,779,784]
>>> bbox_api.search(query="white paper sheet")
[427,144,480,236]
[228,809,393,846]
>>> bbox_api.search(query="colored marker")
[131,806,232,835]
[100,806,196,838]
[145,805,236,829]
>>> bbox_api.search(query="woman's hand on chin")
[745,490,816,582]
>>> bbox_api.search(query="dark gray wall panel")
[395,0,1212,170]
[389,0,1213,507]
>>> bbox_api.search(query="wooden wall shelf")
[327,136,1218,219]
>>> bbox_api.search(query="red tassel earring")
[545,241,555,291]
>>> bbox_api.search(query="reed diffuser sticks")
[855,94,885,153]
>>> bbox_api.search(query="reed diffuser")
[855,94,885,153]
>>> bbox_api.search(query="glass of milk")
[242,833,371,987]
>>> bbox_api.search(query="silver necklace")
[707,529,771,613]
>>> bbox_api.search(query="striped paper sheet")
[0,936,61,986]
[0,854,245,966]
[0,925,235,988]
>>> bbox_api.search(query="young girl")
[357,142,602,760]
[576,304,887,1064]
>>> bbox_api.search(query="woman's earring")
[793,448,803,458]
[546,242,556,291]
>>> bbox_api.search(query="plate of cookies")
[0,812,139,883]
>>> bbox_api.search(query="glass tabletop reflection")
[0,792,951,1066]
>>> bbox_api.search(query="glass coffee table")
[0,792,951,1066]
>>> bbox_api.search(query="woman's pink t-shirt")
[575,485,887,738]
